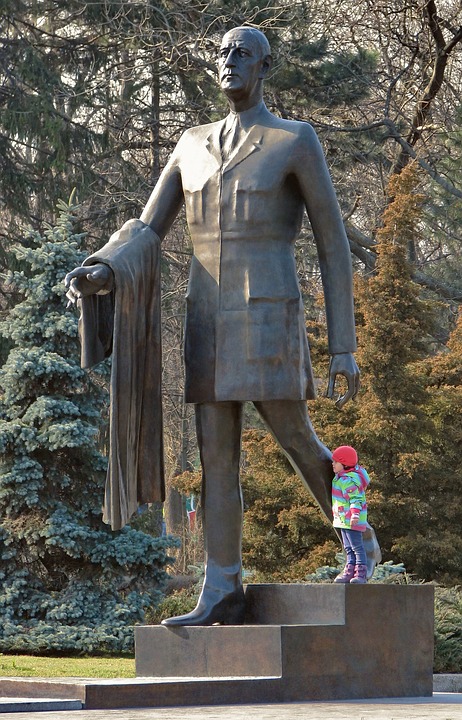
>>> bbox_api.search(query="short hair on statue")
[223,26,272,59]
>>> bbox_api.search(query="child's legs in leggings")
[341,528,366,565]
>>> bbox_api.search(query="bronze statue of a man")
[65,26,380,626]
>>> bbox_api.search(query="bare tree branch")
[393,0,462,172]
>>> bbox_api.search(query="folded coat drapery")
[78,219,164,530]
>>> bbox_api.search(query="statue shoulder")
[265,114,320,146]
[287,119,325,163]
[180,119,222,142]
[169,121,220,161]
[292,119,321,146]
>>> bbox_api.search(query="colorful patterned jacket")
[332,465,370,532]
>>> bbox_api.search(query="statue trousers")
[195,399,334,594]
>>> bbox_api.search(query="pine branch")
[346,219,462,301]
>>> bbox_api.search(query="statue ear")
[259,54,272,79]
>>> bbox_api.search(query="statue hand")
[326,352,360,410]
[64,263,114,306]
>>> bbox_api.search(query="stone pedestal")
[133,583,434,705]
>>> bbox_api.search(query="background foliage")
[0,197,175,653]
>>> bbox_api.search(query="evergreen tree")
[402,310,462,584]
[0,196,174,653]
[0,1,108,229]
[349,164,437,572]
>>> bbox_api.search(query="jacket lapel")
[205,120,226,167]
[223,128,264,173]
[206,121,264,173]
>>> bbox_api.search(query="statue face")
[218,28,268,102]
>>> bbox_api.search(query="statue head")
[218,26,272,109]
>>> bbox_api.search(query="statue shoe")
[161,587,246,627]
[363,525,382,579]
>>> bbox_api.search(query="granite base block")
[134,583,434,705]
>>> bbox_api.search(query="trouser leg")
[341,529,366,566]
[195,401,244,593]
[161,401,245,626]
[341,530,357,566]
[254,399,333,522]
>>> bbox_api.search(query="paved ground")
[0,694,462,720]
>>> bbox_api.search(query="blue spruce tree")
[0,196,174,653]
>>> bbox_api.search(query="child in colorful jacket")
[332,445,370,584]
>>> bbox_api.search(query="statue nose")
[224,50,237,66]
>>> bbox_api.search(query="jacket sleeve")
[343,477,364,512]
[291,123,357,355]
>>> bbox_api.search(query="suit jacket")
[79,102,357,526]
[152,101,357,402]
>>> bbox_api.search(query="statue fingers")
[335,385,354,410]
[352,371,361,400]
[64,271,82,306]
[64,266,87,289]
[64,264,112,306]
[334,369,360,409]
[326,369,337,400]
[326,380,335,400]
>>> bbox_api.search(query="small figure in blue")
[332,445,371,584]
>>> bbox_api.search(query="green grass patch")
[0,654,135,678]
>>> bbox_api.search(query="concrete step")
[0,695,83,712]
[0,676,458,714]
[0,676,282,711]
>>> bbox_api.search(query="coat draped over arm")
[78,219,164,530]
